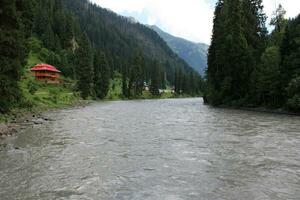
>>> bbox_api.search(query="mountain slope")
[62,0,200,84]
[150,25,209,76]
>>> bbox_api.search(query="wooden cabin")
[31,64,61,84]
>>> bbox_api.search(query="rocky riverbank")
[0,100,91,138]
[0,113,53,138]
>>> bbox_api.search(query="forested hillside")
[0,0,203,113]
[150,25,209,76]
[205,0,300,112]
[63,0,200,81]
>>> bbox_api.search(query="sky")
[90,0,300,44]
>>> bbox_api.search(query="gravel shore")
[0,113,52,138]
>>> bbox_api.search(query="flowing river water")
[0,98,300,200]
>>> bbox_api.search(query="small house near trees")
[31,64,61,84]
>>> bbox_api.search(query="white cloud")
[89,0,300,44]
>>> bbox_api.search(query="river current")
[0,98,300,200]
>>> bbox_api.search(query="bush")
[286,77,300,111]
[27,80,39,95]
[18,98,34,109]
[287,95,300,111]
[48,88,59,104]
[27,37,42,53]
[0,77,21,113]
[39,48,51,61]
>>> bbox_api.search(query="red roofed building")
[31,64,61,84]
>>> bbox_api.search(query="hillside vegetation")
[0,0,203,114]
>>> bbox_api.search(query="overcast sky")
[90,0,300,44]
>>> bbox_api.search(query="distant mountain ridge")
[63,0,200,83]
[150,25,209,76]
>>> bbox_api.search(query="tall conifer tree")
[129,51,145,96]
[150,61,161,96]
[94,51,110,99]
[206,0,224,104]
[74,33,94,99]
[0,0,26,112]
[121,65,129,98]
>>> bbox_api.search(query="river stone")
[0,123,10,136]
[33,118,44,125]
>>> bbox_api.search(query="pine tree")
[206,0,225,104]
[188,72,198,95]
[94,51,110,99]
[150,61,161,96]
[64,14,76,49]
[270,4,287,32]
[269,4,288,47]
[280,15,300,109]
[242,0,267,60]
[0,0,26,112]
[161,70,167,90]
[16,0,37,37]
[129,51,145,97]
[248,5,287,107]
[174,67,183,94]
[182,73,189,94]
[224,0,251,101]
[255,46,281,106]
[121,64,129,98]
[74,33,94,99]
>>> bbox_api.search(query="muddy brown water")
[0,98,300,200]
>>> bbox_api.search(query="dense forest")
[0,0,203,113]
[205,0,300,112]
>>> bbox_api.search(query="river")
[0,98,300,200]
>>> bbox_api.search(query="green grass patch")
[20,75,80,109]
[106,74,123,100]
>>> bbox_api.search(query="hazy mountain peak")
[149,25,209,76]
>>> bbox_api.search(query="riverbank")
[0,99,90,138]
[216,105,300,116]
